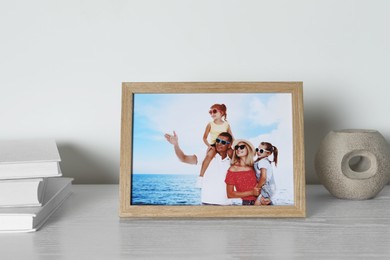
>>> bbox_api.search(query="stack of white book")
[0,139,72,233]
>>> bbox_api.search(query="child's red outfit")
[225,169,257,201]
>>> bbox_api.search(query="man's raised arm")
[164,131,198,165]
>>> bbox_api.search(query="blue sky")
[132,93,293,178]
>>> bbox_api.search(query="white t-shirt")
[196,152,232,205]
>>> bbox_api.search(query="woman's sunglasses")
[209,109,219,115]
[255,148,269,154]
[234,144,246,150]
[215,138,230,145]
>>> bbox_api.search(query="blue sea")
[131,174,294,206]
[132,174,201,205]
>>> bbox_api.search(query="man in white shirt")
[164,131,233,205]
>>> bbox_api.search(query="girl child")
[254,142,278,206]
[224,139,260,205]
[198,104,233,184]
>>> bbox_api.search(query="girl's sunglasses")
[234,144,246,150]
[215,138,230,145]
[209,109,219,114]
[256,148,269,154]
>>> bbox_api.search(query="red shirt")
[225,169,257,201]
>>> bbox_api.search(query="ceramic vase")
[315,129,390,199]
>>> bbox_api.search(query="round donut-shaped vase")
[315,129,390,199]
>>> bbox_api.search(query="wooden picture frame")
[120,82,305,217]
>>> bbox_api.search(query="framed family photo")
[120,82,305,217]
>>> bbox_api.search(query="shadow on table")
[57,143,117,184]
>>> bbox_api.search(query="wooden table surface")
[1,185,390,259]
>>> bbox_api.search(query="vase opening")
[349,156,371,173]
[342,150,377,180]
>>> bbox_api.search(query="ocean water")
[132,174,201,205]
[131,174,294,206]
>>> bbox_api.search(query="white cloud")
[248,94,292,126]
[137,94,251,149]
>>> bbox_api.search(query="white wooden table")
[1,185,390,259]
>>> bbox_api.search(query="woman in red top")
[225,139,260,205]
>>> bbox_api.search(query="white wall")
[1,0,389,184]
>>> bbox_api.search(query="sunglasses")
[255,148,269,154]
[209,109,219,115]
[215,138,230,145]
[234,144,246,150]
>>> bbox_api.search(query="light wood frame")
[120,82,305,217]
